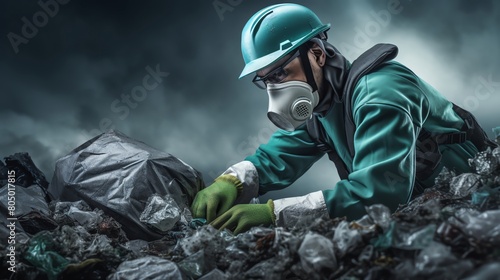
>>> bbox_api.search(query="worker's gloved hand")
[211,199,276,235]
[191,175,242,223]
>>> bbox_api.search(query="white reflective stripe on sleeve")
[221,160,259,204]
[273,190,329,227]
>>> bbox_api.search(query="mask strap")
[298,43,318,92]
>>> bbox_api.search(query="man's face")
[255,52,307,86]
[254,44,325,95]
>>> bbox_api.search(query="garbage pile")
[2,131,500,279]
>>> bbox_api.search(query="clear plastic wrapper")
[122,239,148,256]
[199,268,227,280]
[448,209,500,245]
[434,166,456,187]
[53,200,103,230]
[410,242,473,279]
[468,148,499,175]
[373,221,436,250]
[243,258,286,279]
[298,232,337,275]
[23,232,70,280]
[180,226,221,255]
[366,204,391,231]
[472,188,491,207]
[450,173,482,197]
[108,256,185,280]
[333,220,362,257]
[178,249,217,279]
[139,194,181,233]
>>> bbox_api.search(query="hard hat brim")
[239,24,330,79]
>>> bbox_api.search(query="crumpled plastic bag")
[0,152,50,197]
[447,209,500,245]
[395,242,474,280]
[333,220,362,258]
[180,226,222,256]
[23,232,70,280]
[468,148,499,176]
[48,130,204,240]
[199,268,227,280]
[298,232,337,276]
[450,173,481,197]
[139,194,181,233]
[366,204,391,232]
[0,152,52,241]
[373,221,436,250]
[0,185,50,217]
[108,256,185,280]
[53,201,103,230]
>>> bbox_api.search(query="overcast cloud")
[1,0,499,201]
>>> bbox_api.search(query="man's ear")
[309,43,326,67]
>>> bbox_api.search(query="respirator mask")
[266,81,319,131]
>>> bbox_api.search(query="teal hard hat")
[239,3,330,79]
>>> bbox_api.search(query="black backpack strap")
[343,44,399,157]
[411,103,497,198]
[306,114,350,180]
[414,103,497,178]
[415,128,442,182]
[451,103,498,151]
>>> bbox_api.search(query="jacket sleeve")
[323,101,420,220]
[244,126,325,194]
[218,127,324,208]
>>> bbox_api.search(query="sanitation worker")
[191,3,497,234]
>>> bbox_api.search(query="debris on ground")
[1,131,500,279]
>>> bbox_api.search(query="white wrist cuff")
[273,190,329,227]
[221,160,259,204]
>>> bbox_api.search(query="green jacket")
[245,61,478,221]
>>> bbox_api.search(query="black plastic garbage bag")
[48,130,204,240]
[0,152,52,241]
[0,184,52,240]
[0,184,50,218]
[0,152,50,198]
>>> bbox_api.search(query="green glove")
[211,199,276,235]
[191,175,242,223]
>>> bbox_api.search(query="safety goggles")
[252,50,300,89]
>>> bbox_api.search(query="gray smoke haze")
[1,0,499,201]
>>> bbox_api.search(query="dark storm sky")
[1,0,499,200]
